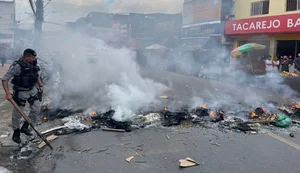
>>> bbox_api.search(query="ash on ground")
[39,101,300,135]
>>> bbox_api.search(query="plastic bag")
[274,113,292,128]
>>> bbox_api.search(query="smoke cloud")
[44,34,168,121]
[142,36,297,109]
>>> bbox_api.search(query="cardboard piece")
[179,157,199,168]
[126,156,134,163]
[38,135,58,149]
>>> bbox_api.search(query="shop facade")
[225,13,300,58]
[182,0,233,57]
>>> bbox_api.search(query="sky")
[16,0,183,30]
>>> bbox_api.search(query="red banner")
[225,13,300,34]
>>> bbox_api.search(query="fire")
[277,106,285,111]
[209,111,216,118]
[201,104,207,109]
[250,110,258,118]
[90,111,97,116]
[291,105,300,110]
[164,107,168,111]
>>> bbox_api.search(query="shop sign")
[0,33,13,39]
[225,13,300,34]
[130,13,155,39]
[182,23,224,37]
[183,0,221,25]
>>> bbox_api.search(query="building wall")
[0,1,15,47]
[235,0,300,20]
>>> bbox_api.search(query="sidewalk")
[0,64,10,80]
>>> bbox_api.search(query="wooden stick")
[101,127,126,132]
[41,125,66,135]
[243,120,275,124]
[10,99,53,150]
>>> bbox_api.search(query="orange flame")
[292,105,300,109]
[164,107,168,111]
[210,111,216,118]
[250,110,258,118]
[277,106,285,111]
[201,104,207,109]
[90,111,97,116]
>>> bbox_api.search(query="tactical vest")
[11,60,40,90]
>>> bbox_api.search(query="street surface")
[31,68,300,173]
[0,65,300,173]
[33,127,300,173]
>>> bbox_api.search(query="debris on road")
[38,135,58,149]
[41,126,66,135]
[101,127,126,132]
[126,156,134,163]
[274,113,292,128]
[250,131,257,135]
[62,114,92,130]
[166,135,170,140]
[0,134,8,138]
[211,142,221,146]
[90,148,109,154]
[39,101,300,138]
[135,160,147,163]
[193,142,198,147]
[290,133,295,137]
[159,96,169,99]
[0,166,12,173]
[179,157,199,168]
[20,146,33,157]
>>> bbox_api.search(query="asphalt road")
[34,127,300,173]
[31,69,300,173]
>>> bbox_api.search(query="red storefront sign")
[225,13,300,34]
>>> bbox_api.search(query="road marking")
[267,132,300,151]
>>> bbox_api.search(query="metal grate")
[286,0,300,11]
[251,0,269,16]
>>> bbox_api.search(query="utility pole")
[33,0,44,49]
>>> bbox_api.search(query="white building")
[0,0,15,48]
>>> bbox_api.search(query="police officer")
[1,49,43,144]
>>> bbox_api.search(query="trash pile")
[40,102,300,137]
[281,71,300,77]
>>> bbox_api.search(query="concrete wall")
[235,0,300,19]
[0,1,15,47]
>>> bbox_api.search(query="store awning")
[182,37,209,50]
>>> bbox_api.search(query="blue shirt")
[294,58,300,70]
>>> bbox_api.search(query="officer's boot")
[20,122,33,136]
[12,129,21,144]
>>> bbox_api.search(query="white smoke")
[44,34,168,121]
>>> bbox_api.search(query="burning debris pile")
[40,102,300,136]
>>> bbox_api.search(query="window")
[286,0,300,11]
[251,0,270,16]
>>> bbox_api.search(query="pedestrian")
[281,56,290,72]
[1,49,43,144]
[288,55,294,72]
[0,48,7,67]
[294,53,300,73]
[272,57,280,72]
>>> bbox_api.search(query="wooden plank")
[38,135,58,149]
[41,126,66,135]
[101,128,126,132]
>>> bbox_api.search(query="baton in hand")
[9,99,53,150]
